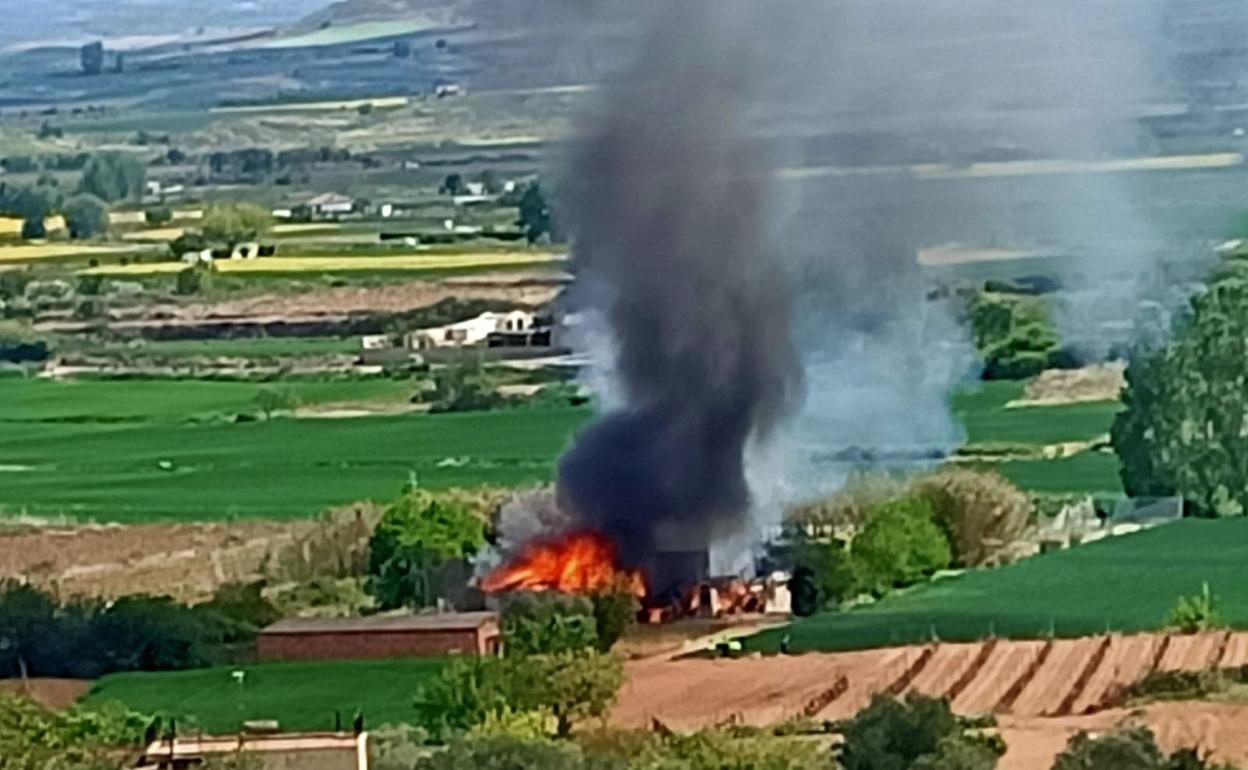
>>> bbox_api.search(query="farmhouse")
[407,310,537,349]
[307,193,355,219]
[257,612,501,662]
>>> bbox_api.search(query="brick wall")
[257,629,495,662]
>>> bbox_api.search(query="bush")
[851,497,952,598]
[839,694,1001,770]
[0,691,151,770]
[146,206,174,225]
[64,193,109,239]
[590,586,640,652]
[911,468,1033,567]
[416,734,583,770]
[201,202,272,247]
[792,538,858,609]
[1166,583,1225,634]
[367,487,488,610]
[787,471,908,535]
[501,593,599,656]
[174,265,212,296]
[1050,726,1231,770]
[195,581,281,638]
[81,152,146,202]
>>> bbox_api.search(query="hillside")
[292,0,466,32]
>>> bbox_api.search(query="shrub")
[590,585,640,652]
[174,265,212,296]
[911,468,1033,567]
[1050,726,1231,770]
[0,691,151,770]
[1166,583,1225,634]
[254,387,299,419]
[851,497,952,597]
[839,694,1001,770]
[415,734,583,770]
[500,593,599,656]
[201,202,272,248]
[146,206,174,225]
[792,538,858,609]
[64,193,109,239]
[787,471,908,535]
[195,581,281,638]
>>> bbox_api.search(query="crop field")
[82,251,565,277]
[259,18,449,50]
[0,374,590,521]
[0,242,139,264]
[88,337,360,360]
[746,518,1248,653]
[83,658,445,733]
[212,97,410,114]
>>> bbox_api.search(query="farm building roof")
[261,612,497,636]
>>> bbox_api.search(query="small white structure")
[435,83,462,98]
[379,203,394,218]
[307,193,355,219]
[407,311,535,350]
[231,242,260,260]
[181,249,214,265]
[272,208,294,219]
[360,335,391,351]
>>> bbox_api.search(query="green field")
[83,659,444,733]
[0,376,590,521]
[748,518,1248,653]
[952,381,1123,495]
[88,337,360,360]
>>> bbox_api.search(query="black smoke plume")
[556,7,803,572]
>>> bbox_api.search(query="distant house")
[257,612,502,662]
[181,248,214,265]
[231,241,260,260]
[407,310,536,350]
[308,193,355,219]
[434,83,462,98]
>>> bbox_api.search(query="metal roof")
[261,611,497,636]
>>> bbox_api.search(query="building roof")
[261,611,497,636]
[307,192,354,207]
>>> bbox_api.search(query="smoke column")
[556,5,802,572]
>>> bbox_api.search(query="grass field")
[83,659,445,733]
[260,18,448,50]
[0,374,590,521]
[89,337,360,360]
[82,251,565,277]
[747,518,1248,653]
[953,381,1119,447]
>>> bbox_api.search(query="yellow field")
[0,216,66,235]
[122,227,185,242]
[271,223,343,234]
[0,243,138,263]
[82,251,566,276]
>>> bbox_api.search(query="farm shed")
[257,612,501,662]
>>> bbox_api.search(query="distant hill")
[290,0,468,34]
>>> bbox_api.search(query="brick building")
[257,612,501,662]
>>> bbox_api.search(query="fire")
[481,530,645,597]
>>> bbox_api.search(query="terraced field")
[615,631,1247,729]
[82,251,565,276]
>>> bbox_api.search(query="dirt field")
[0,679,92,709]
[616,632,1248,768]
[0,520,318,601]
[615,632,1248,727]
[1015,364,1126,407]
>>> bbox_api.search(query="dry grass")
[0,216,66,235]
[0,242,136,263]
[81,251,565,276]
[212,96,409,114]
[121,227,185,242]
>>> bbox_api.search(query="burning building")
[480,7,803,615]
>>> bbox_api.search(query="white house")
[231,242,260,260]
[307,193,355,219]
[181,249,214,265]
[407,311,535,350]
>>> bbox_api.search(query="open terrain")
[82,658,446,733]
[745,519,1248,653]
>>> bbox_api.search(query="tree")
[1165,582,1225,634]
[477,170,504,195]
[911,469,1033,567]
[81,153,146,203]
[1112,279,1248,516]
[367,488,488,609]
[200,203,272,248]
[174,265,212,296]
[254,388,299,420]
[840,694,1000,770]
[0,580,57,680]
[1052,727,1167,770]
[632,730,830,770]
[792,537,858,609]
[146,206,174,225]
[518,183,553,244]
[501,593,599,656]
[64,194,109,239]
[0,691,150,770]
[169,231,208,260]
[536,652,623,737]
[851,497,952,597]
[80,42,105,76]
[441,173,466,196]
[589,584,639,652]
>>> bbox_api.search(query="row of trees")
[0,152,147,241]
[785,468,1033,614]
[0,580,278,680]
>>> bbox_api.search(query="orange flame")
[481,530,645,597]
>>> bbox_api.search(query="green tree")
[80,42,105,75]
[200,203,272,248]
[1112,279,1248,516]
[589,586,639,653]
[146,206,174,225]
[367,488,488,609]
[174,265,212,296]
[851,497,952,597]
[64,194,109,239]
[254,388,300,420]
[840,694,1000,770]
[1051,727,1166,770]
[501,593,599,656]
[518,183,553,244]
[441,173,466,196]
[631,730,830,770]
[792,537,859,608]
[536,652,623,738]
[0,580,57,680]
[0,691,150,770]
[81,152,146,202]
